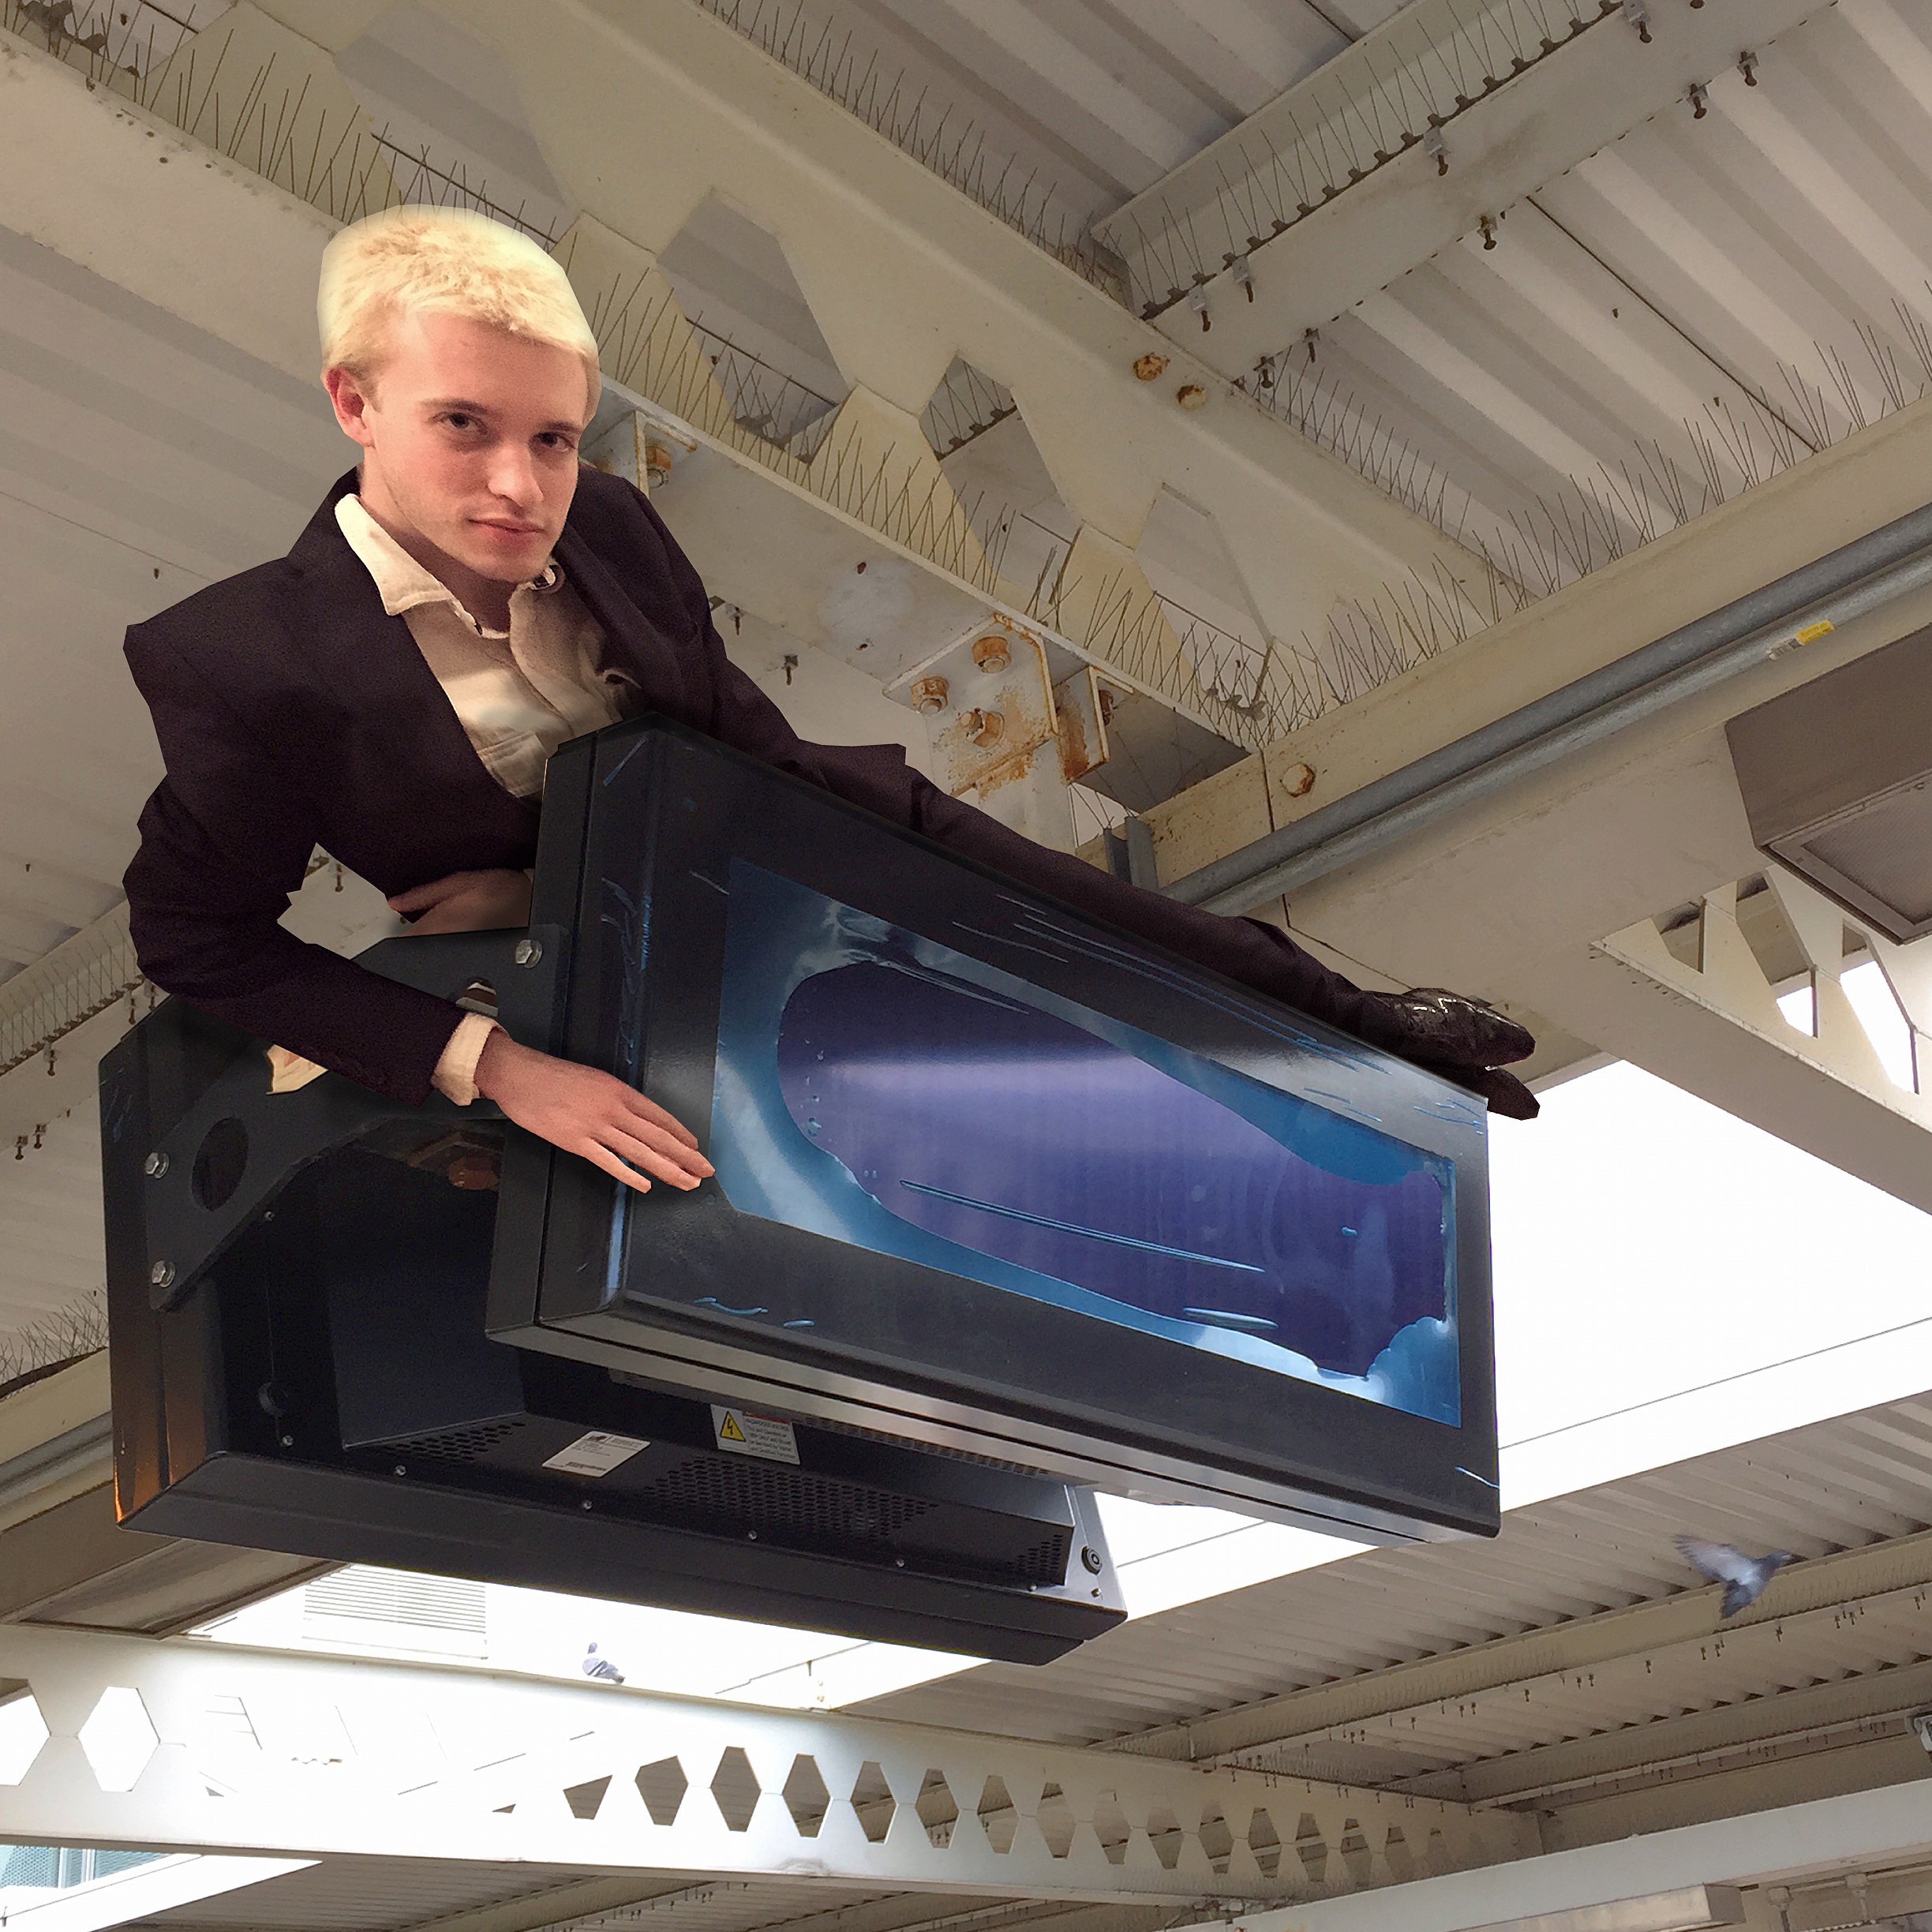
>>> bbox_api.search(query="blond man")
[122,208,1534,1196]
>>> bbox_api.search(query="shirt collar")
[335,494,561,635]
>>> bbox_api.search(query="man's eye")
[442,414,478,431]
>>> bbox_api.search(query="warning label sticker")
[542,1429,650,1478]
[711,1406,799,1465]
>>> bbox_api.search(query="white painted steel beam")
[0,1624,1533,1900]
[1097,0,1835,377]
[0,3,1480,710]
[1171,1777,1932,1931]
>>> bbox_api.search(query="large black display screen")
[710,863,1459,1426]
[492,720,1499,1540]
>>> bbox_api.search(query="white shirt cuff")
[432,1012,504,1106]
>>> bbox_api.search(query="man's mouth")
[473,518,545,538]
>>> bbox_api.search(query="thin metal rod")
[1166,500,1932,914]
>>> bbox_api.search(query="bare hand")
[390,868,533,934]
[473,1031,713,1195]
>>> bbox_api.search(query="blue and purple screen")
[706,863,1460,1425]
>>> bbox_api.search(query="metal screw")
[279,1434,294,1447]
[895,1557,907,1568]
[912,674,949,716]
[394,1464,407,1477]
[1080,1545,1105,1574]
[1176,382,1208,410]
[1132,352,1169,381]
[143,1150,169,1178]
[582,1500,593,1511]
[514,938,543,968]
[747,1530,758,1541]
[148,1260,175,1290]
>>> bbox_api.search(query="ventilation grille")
[304,1566,487,1634]
[639,1453,933,1544]
[1013,1534,1071,1587]
[388,1417,527,1464]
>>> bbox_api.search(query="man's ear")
[324,365,377,449]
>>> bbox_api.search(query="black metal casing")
[492,721,1500,1542]
[104,932,1123,1664]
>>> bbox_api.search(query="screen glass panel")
[709,863,1459,1425]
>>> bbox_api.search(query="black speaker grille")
[392,1417,526,1463]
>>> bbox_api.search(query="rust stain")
[1058,698,1095,783]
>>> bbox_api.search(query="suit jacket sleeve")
[122,623,467,1103]
[623,489,1387,1046]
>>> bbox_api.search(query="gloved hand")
[1364,987,1541,1121]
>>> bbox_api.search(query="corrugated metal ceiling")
[854,1391,1932,1826]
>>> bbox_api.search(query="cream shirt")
[268,497,631,1103]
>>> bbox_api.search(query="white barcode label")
[542,1430,649,1477]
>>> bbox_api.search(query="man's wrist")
[432,1012,503,1105]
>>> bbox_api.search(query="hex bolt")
[513,938,543,968]
[148,1260,176,1291]
[1282,761,1316,799]
[971,632,1012,674]
[912,674,950,716]
[1133,353,1169,381]
[143,1150,170,1178]
[964,708,1005,749]
[1176,383,1208,410]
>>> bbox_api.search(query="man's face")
[325,309,593,586]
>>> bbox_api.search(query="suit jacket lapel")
[554,518,698,722]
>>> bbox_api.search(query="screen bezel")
[490,719,1499,1540]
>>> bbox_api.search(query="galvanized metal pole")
[1164,504,1932,915]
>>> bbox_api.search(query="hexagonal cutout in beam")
[78,1687,159,1793]
[565,1774,611,1820]
[635,1755,688,1825]
[0,1688,51,1784]
[976,1773,1017,1854]
[1037,1780,1076,1859]
[915,1767,959,1848]
[658,195,847,459]
[851,1758,896,1844]
[711,1745,762,1832]
[782,1753,831,1837]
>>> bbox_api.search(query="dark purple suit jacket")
[124,466,1383,1103]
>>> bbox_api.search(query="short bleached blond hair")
[319,205,601,412]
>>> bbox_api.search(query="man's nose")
[485,441,542,510]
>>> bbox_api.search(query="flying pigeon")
[1676,1536,1794,1617]
[581,1642,626,1684]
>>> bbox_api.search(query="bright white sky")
[203,1038,1932,1707]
